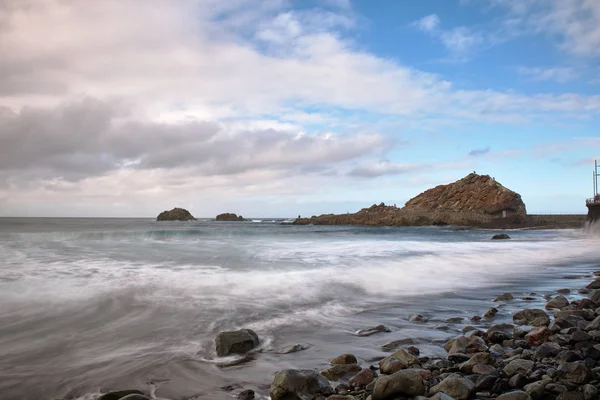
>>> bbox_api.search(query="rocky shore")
[95,270,600,400]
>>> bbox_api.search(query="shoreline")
[94,259,600,400]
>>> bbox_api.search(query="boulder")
[444,335,488,354]
[372,369,425,399]
[237,390,255,400]
[381,338,415,351]
[557,361,592,385]
[378,348,419,370]
[458,352,491,374]
[495,293,514,302]
[513,309,548,325]
[484,307,499,318]
[503,359,534,377]
[533,342,561,360]
[496,391,532,400]
[320,364,361,381]
[270,370,332,400]
[330,354,358,365]
[98,391,146,400]
[525,326,551,346]
[546,296,569,310]
[430,374,475,400]
[156,207,196,221]
[348,369,376,388]
[587,315,600,330]
[523,379,551,400]
[215,329,259,357]
[216,213,246,221]
[492,234,511,240]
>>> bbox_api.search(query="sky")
[0,0,599,217]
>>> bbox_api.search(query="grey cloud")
[0,98,389,185]
[349,161,423,178]
[468,147,491,156]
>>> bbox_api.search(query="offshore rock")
[216,213,246,221]
[156,207,196,221]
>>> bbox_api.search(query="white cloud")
[414,14,440,33]
[517,66,580,83]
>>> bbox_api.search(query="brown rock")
[156,207,196,221]
[348,368,375,387]
[331,354,358,365]
[525,326,551,346]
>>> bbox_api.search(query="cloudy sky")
[1,0,599,217]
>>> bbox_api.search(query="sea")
[1,218,599,400]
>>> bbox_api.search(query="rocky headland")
[294,174,585,229]
[156,207,196,221]
[216,213,246,221]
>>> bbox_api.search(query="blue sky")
[0,0,599,216]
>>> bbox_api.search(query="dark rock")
[215,329,260,357]
[557,289,571,294]
[410,314,425,323]
[508,373,528,389]
[381,338,415,351]
[458,352,491,374]
[547,296,570,310]
[156,207,196,221]
[550,318,574,333]
[534,342,561,360]
[583,384,598,400]
[430,374,475,400]
[513,309,548,325]
[447,317,464,323]
[331,354,358,365]
[556,392,584,400]
[372,369,425,399]
[555,351,582,364]
[379,348,419,374]
[555,310,594,320]
[476,375,498,391]
[531,316,551,327]
[583,344,600,360]
[444,335,488,354]
[557,361,592,385]
[356,325,391,337]
[495,293,514,302]
[486,331,512,345]
[406,346,420,356]
[277,344,309,354]
[589,290,600,304]
[348,369,376,388]
[471,315,482,322]
[216,213,246,221]
[492,379,510,395]
[321,364,362,381]
[587,315,600,330]
[570,330,591,343]
[523,379,551,399]
[586,280,600,290]
[525,326,551,346]
[237,390,255,400]
[496,390,531,400]
[98,390,145,400]
[492,234,511,240]
[270,370,332,400]
[503,359,534,377]
[484,307,499,318]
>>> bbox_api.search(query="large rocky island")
[156,207,196,221]
[294,173,584,229]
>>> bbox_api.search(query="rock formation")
[294,173,527,227]
[216,213,246,221]
[156,207,196,221]
[404,173,526,217]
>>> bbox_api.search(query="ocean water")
[1,218,599,400]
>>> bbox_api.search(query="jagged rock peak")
[404,173,526,216]
[156,207,196,221]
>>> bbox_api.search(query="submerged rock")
[156,207,196,221]
[215,329,259,357]
[492,234,511,240]
[495,293,514,302]
[331,354,358,365]
[356,325,391,337]
[270,369,332,400]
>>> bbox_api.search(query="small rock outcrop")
[156,207,196,221]
[215,329,259,357]
[216,213,246,221]
[492,233,511,240]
